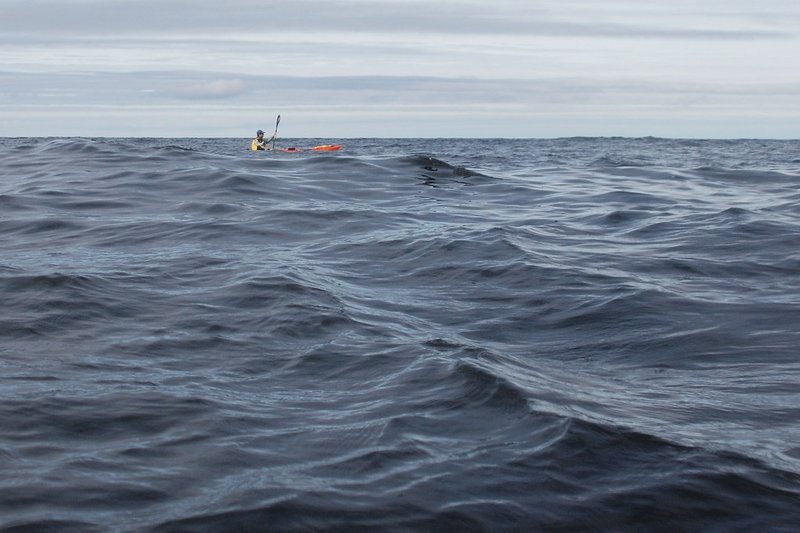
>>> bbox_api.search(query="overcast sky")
[1,0,799,138]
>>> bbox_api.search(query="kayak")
[275,144,342,153]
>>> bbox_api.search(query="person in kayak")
[251,129,275,151]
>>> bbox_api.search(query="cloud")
[4,70,798,108]
[2,0,797,41]
[1,0,799,137]
[169,79,247,100]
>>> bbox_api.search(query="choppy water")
[1,137,800,531]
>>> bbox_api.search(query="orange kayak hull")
[273,145,342,153]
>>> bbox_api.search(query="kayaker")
[251,129,275,151]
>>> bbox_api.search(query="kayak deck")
[276,144,342,153]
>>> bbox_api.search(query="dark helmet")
[257,130,264,135]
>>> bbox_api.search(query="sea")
[1,136,799,532]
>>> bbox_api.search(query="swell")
[2,137,800,531]
[0,271,145,339]
[141,417,800,532]
[8,350,798,531]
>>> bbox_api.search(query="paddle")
[272,114,280,150]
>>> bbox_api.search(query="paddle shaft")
[272,115,280,150]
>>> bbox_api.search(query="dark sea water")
[1,136,800,531]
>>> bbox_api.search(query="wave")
[2,137,800,530]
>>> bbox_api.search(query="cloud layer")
[2,0,799,137]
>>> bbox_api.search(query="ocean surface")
[1,136,799,531]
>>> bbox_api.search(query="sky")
[1,0,799,138]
